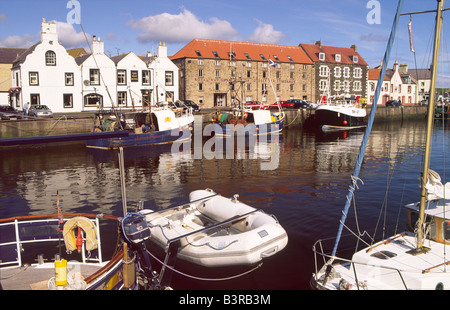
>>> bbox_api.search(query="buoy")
[55,259,68,286]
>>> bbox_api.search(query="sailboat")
[311,0,450,290]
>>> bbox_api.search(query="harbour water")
[1,118,449,290]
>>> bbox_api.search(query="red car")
[268,101,294,110]
[244,101,263,110]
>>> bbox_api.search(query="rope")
[145,249,262,282]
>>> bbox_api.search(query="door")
[30,94,40,106]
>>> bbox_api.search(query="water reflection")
[0,120,438,289]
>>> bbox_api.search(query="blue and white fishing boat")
[86,103,194,149]
[311,0,450,290]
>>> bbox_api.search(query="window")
[276,71,281,79]
[84,93,103,107]
[117,70,126,85]
[343,67,350,78]
[290,84,294,91]
[290,72,294,79]
[353,67,362,78]
[65,73,74,86]
[319,52,325,61]
[247,70,251,78]
[29,72,39,85]
[199,83,203,91]
[287,56,293,63]
[198,59,204,65]
[230,61,236,67]
[334,80,341,91]
[90,69,100,85]
[273,55,279,62]
[335,54,341,62]
[118,92,127,105]
[245,53,251,60]
[215,60,221,66]
[212,51,219,58]
[198,69,203,77]
[353,81,362,91]
[319,65,329,77]
[334,67,341,78]
[319,80,327,91]
[165,71,173,86]
[142,70,150,85]
[215,83,220,91]
[131,70,138,82]
[353,56,358,63]
[215,70,220,77]
[45,51,56,66]
[63,94,73,108]
[247,83,251,91]
[246,62,252,68]
[228,52,236,60]
[260,54,267,61]
[195,50,202,57]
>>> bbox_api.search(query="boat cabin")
[406,200,450,244]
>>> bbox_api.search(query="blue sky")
[0,1,447,74]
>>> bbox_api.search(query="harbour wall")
[0,106,429,138]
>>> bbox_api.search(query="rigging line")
[331,0,405,258]
[69,0,116,110]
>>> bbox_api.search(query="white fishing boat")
[311,0,450,290]
[141,189,288,267]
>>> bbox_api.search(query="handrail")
[84,250,124,285]
[0,213,119,224]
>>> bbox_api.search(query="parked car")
[268,101,294,109]
[28,105,53,118]
[0,105,22,120]
[175,100,200,112]
[244,101,263,110]
[386,100,402,107]
[286,99,310,109]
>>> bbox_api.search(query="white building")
[144,42,179,104]
[367,61,417,105]
[75,36,117,111]
[10,19,82,113]
[9,19,181,113]
[110,52,151,109]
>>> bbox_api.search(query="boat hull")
[86,123,192,149]
[216,115,285,137]
[312,105,367,131]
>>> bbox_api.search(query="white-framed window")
[343,67,350,78]
[335,54,341,62]
[142,70,150,85]
[117,70,126,85]
[334,80,341,91]
[319,65,329,77]
[90,69,100,85]
[29,72,39,85]
[353,67,362,78]
[246,62,252,68]
[319,79,328,91]
[198,59,204,65]
[165,71,174,86]
[334,67,341,78]
[353,56,358,63]
[65,72,74,86]
[353,81,362,91]
[215,60,221,66]
[230,61,236,67]
[118,91,127,105]
[45,51,56,66]
[319,52,325,61]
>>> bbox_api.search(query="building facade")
[171,39,314,108]
[300,41,369,103]
[0,48,27,104]
[367,61,417,105]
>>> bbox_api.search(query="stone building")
[300,41,369,103]
[170,39,314,108]
[0,48,27,104]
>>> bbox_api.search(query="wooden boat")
[86,103,194,149]
[0,212,154,290]
[141,189,288,267]
[311,0,450,290]
[212,108,285,137]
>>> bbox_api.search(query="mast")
[416,0,444,251]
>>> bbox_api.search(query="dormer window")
[273,55,279,61]
[245,53,251,60]
[212,51,219,58]
[260,54,267,61]
[45,51,56,66]
[319,52,325,61]
[195,50,202,57]
[353,56,358,63]
[335,54,341,62]
[287,56,294,63]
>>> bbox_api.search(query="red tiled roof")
[171,39,312,64]
[368,68,390,81]
[300,42,368,66]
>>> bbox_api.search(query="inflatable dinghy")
[141,189,288,267]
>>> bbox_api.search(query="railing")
[311,235,409,290]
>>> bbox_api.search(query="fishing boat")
[85,102,194,149]
[310,94,367,132]
[311,0,450,290]
[212,108,285,137]
[140,189,288,267]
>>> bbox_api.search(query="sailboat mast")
[416,0,444,250]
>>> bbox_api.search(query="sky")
[0,0,449,81]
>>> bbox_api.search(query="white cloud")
[0,34,35,48]
[249,20,286,44]
[127,9,241,44]
[56,21,91,49]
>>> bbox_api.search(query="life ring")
[243,112,248,119]
[63,217,98,253]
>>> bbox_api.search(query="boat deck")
[0,263,102,290]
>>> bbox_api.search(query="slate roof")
[11,43,39,68]
[0,47,28,64]
[171,38,312,64]
[409,68,431,80]
[300,41,368,66]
